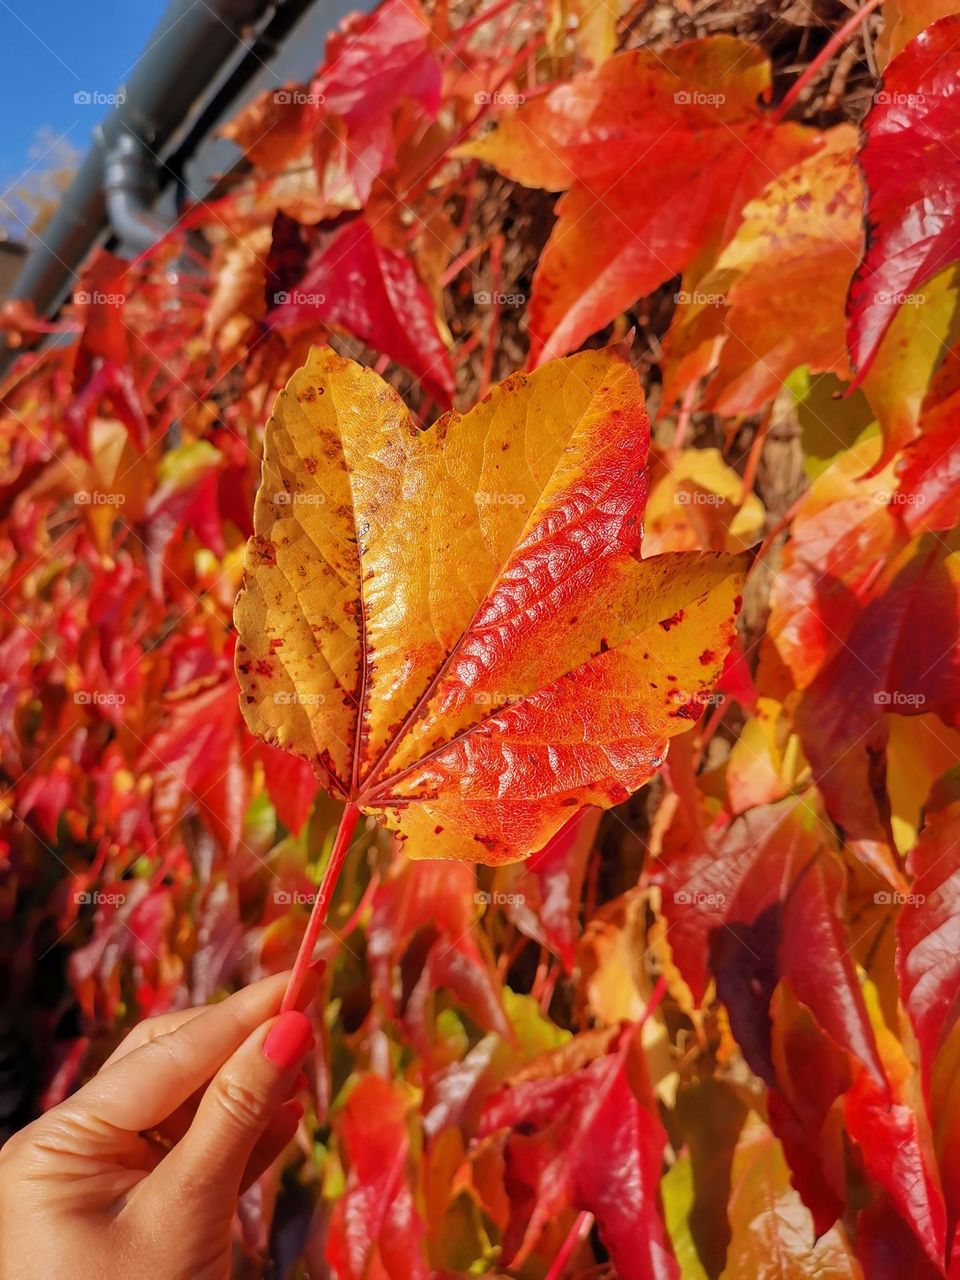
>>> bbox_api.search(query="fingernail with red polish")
[263,1010,313,1069]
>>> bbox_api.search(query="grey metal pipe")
[6,0,262,316]
[103,131,169,254]
[0,0,318,375]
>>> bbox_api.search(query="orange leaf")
[662,128,860,416]
[462,37,822,365]
[235,344,746,863]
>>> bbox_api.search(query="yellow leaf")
[236,346,746,863]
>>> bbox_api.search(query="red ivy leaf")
[269,216,454,407]
[326,1074,429,1280]
[480,1026,678,1278]
[847,15,960,379]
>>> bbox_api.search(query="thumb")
[151,1009,313,1213]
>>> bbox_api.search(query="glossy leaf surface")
[464,38,821,365]
[235,344,745,862]
[847,15,960,378]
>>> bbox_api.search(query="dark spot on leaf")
[252,536,276,567]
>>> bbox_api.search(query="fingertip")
[262,1010,313,1070]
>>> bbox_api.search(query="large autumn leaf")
[235,344,745,865]
[462,36,822,365]
[847,14,960,380]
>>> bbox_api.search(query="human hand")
[0,970,317,1280]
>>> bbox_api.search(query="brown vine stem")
[281,802,361,1012]
[773,0,883,122]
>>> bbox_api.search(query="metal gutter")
[0,0,317,374]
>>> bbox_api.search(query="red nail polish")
[262,1011,313,1069]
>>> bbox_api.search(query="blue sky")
[0,0,166,221]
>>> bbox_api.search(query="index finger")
[78,970,315,1132]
